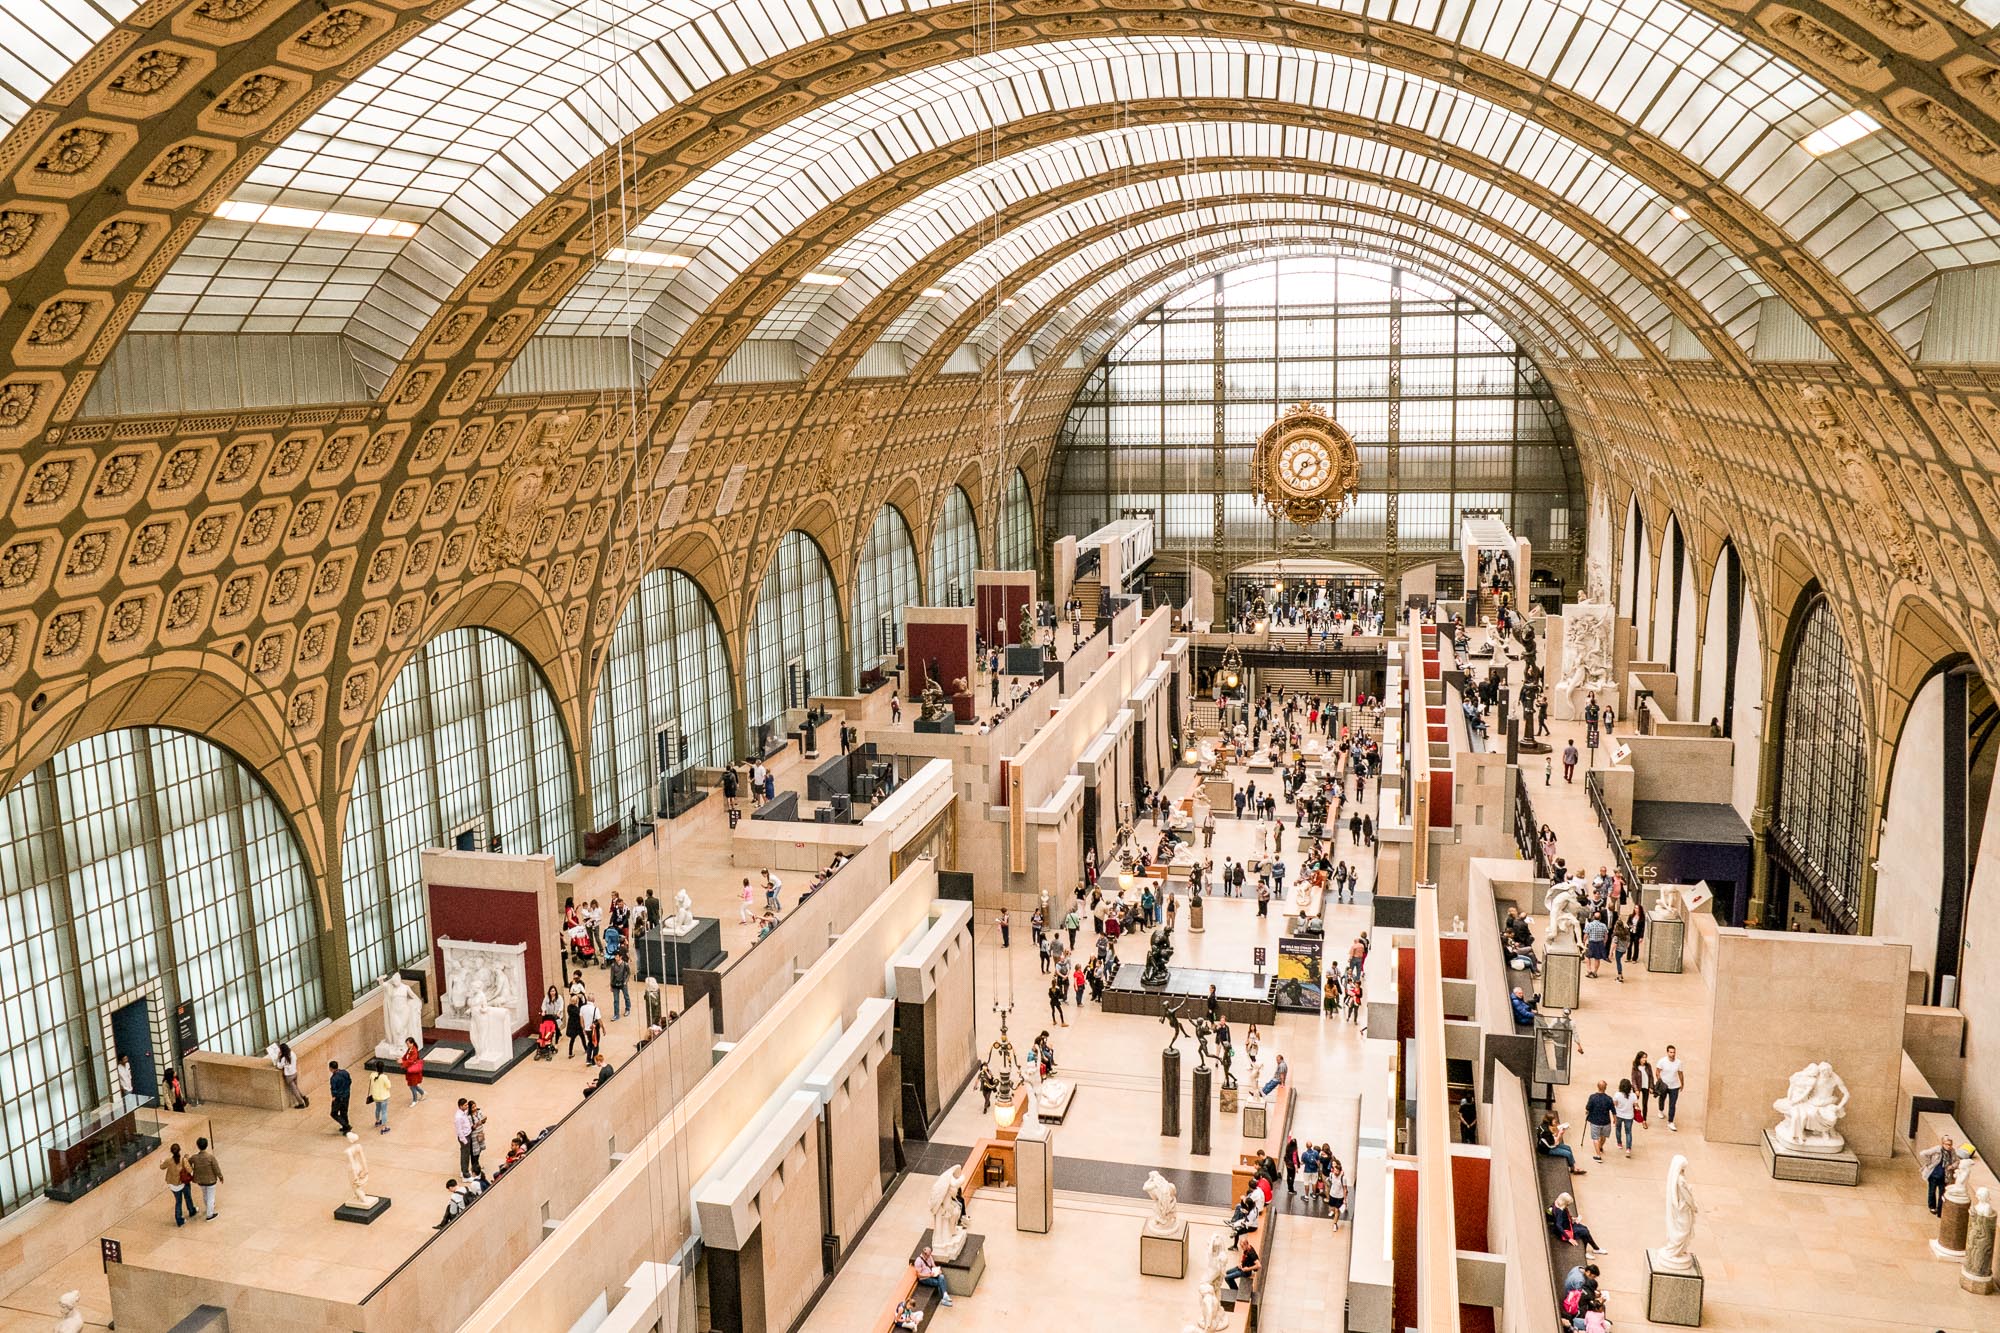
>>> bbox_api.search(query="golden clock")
[1251,402,1360,526]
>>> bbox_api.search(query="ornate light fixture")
[986,1002,1024,1129]
[1220,643,1244,691]
[1251,401,1360,526]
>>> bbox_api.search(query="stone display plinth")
[1935,1192,1971,1259]
[1140,1219,1190,1277]
[1645,1249,1703,1325]
[1647,915,1686,973]
[1219,1086,1239,1114]
[1759,1129,1860,1186]
[1242,1100,1269,1140]
[1543,944,1582,1010]
[1192,1066,1213,1156]
[334,1197,391,1225]
[636,918,724,982]
[1162,1048,1181,1137]
[1005,645,1046,676]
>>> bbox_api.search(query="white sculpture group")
[1772,1061,1851,1155]
[1544,882,1586,950]
[345,1131,376,1209]
[663,888,697,935]
[1556,600,1618,719]
[1183,1231,1235,1333]
[929,1165,969,1262]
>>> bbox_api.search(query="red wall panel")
[425,882,546,1038]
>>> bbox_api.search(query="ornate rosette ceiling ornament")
[1251,401,1360,527]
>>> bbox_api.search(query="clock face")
[1277,434,1334,496]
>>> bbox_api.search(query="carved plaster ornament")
[1799,385,1925,582]
[472,413,571,573]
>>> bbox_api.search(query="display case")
[45,1103,162,1203]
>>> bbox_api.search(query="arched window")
[854,505,921,668]
[999,469,1036,571]
[748,531,844,731]
[590,570,734,827]
[928,486,980,605]
[0,728,323,1214]
[342,629,577,994]
[1769,595,1870,931]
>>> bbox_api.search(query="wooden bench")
[1535,1152,1587,1313]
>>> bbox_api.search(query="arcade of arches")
[6,0,2000,1329]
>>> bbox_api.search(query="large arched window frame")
[854,505,921,669]
[747,531,844,731]
[928,486,980,606]
[0,728,324,1215]
[999,468,1036,572]
[1046,257,1581,565]
[590,569,735,826]
[1769,592,1870,932]
[341,628,577,994]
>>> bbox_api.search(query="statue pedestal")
[1647,915,1686,973]
[334,1196,392,1225]
[913,716,956,734]
[1645,1250,1703,1326]
[1191,1066,1213,1156]
[1140,1219,1190,1278]
[1242,1100,1269,1140]
[1219,1086,1239,1114]
[914,1230,986,1296]
[1759,1129,1860,1186]
[1934,1193,1972,1259]
[637,918,724,982]
[1543,944,1582,1010]
[1162,1049,1182,1138]
[1189,898,1204,933]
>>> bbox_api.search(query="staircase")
[1072,575,1102,623]
[1252,666,1354,703]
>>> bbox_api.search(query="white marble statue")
[928,1165,968,1262]
[1293,878,1312,910]
[55,1291,82,1333]
[1182,1232,1235,1333]
[1772,1061,1851,1155]
[1654,883,1685,921]
[467,1003,514,1070]
[345,1131,377,1209]
[377,973,424,1058]
[1143,1169,1180,1234]
[663,887,696,934]
[1243,1056,1266,1103]
[1654,1154,1698,1271]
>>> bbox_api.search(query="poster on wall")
[1274,937,1323,1012]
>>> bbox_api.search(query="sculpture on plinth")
[919,657,949,722]
[1243,1056,1266,1103]
[1143,1170,1180,1234]
[1141,927,1175,987]
[1020,599,1038,646]
[1544,883,1586,948]
[1963,1187,1996,1294]
[344,1132,377,1209]
[1192,1017,1215,1071]
[1219,1040,1236,1092]
[1161,1000,1190,1051]
[377,973,424,1058]
[664,888,696,934]
[1653,1154,1698,1271]
[928,1164,969,1262]
[1772,1061,1850,1155]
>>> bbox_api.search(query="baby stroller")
[534,1016,558,1060]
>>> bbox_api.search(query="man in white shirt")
[578,997,602,1059]
[749,761,767,802]
[1655,1044,1685,1131]
[453,1100,474,1176]
[763,870,783,913]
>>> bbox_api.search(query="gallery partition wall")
[340,628,578,995]
[0,728,325,1214]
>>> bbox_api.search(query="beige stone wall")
[1702,929,1911,1158]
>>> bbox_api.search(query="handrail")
[1513,768,1550,880]
[1582,770,1638,890]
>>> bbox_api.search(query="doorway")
[109,998,158,1105]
